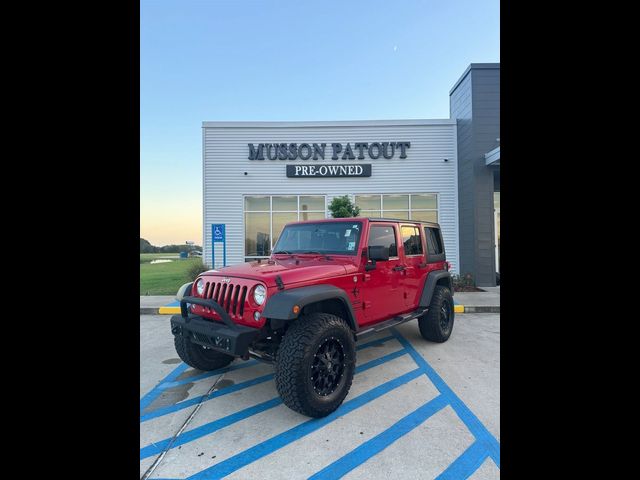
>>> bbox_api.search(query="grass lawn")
[140,253,180,263]
[140,257,204,295]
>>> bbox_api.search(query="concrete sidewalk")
[140,287,499,315]
[454,287,500,313]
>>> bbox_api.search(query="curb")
[140,307,162,315]
[461,306,500,313]
[140,303,498,315]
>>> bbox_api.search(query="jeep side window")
[401,226,423,256]
[424,226,446,263]
[368,225,398,257]
[425,227,444,255]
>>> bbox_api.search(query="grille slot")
[239,286,247,316]
[213,283,221,302]
[225,284,233,311]
[219,284,227,308]
[231,285,240,315]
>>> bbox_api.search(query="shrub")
[452,272,475,291]
[187,260,209,280]
[328,195,360,218]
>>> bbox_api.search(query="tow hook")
[171,325,182,335]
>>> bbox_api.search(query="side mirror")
[365,245,389,271]
[368,245,390,261]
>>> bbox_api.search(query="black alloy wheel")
[439,299,452,334]
[418,285,455,343]
[311,337,346,396]
[275,312,356,417]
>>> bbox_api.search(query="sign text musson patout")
[248,142,411,161]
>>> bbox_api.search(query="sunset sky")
[140,0,500,246]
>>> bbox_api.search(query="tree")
[328,195,360,218]
[140,237,201,253]
[140,238,157,253]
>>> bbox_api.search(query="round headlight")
[175,282,193,301]
[195,278,205,296]
[253,285,266,305]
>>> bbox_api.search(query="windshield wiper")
[301,251,332,259]
[273,250,292,254]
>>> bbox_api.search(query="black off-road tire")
[275,312,356,418]
[174,336,234,371]
[418,285,455,343]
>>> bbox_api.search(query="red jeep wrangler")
[171,218,454,417]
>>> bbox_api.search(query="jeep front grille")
[201,280,249,318]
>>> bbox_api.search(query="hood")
[200,256,355,287]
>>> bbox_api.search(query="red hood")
[200,256,358,288]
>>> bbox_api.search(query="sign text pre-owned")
[248,142,410,161]
[286,164,372,178]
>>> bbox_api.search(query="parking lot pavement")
[140,314,500,479]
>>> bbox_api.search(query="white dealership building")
[201,63,500,286]
[202,119,460,272]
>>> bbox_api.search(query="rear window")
[401,226,423,256]
[425,227,444,255]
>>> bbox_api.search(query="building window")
[244,195,326,261]
[355,193,438,222]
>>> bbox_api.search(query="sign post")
[212,224,226,268]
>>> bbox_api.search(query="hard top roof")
[287,217,441,227]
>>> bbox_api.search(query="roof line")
[290,217,440,225]
[202,119,455,128]
[449,63,500,95]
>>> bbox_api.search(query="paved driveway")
[140,313,500,479]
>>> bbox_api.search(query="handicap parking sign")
[213,224,225,242]
[212,224,226,267]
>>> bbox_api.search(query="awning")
[485,146,500,166]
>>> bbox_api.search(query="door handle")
[392,265,406,271]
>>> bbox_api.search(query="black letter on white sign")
[313,143,326,160]
[266,144,278,160]
[299,143,312,160]
[342,143,355,160]
[382,142,395,159]
[354,143,368,159]
[248,143,264,160]
[397,142,411,158]
[331,143,342,160]
[368,142,381,159]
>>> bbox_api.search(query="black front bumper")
[170,296,260,357]
[171,314,260,357]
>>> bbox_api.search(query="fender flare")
[419,270,453,308]
[262,284,357,330]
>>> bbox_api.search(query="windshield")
[273,222,363,256]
